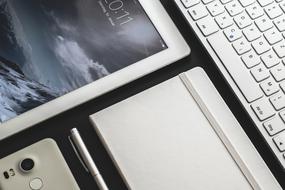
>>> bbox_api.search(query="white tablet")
[0,0,190,139]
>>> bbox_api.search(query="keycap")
[224,24,243,41]
[234,11,252,28]
[273,41,285,58]
[270,91,285,110]
[264,3,283,19]
[261,50,280,68]
[202,0,215,4]
[252,37,271,54]
[246,3,264,19]
[273,15,285,32]
[257,0,274,6]
[255,15,274,32]
[242,50,261,68]
[181,0,201,8]
[264,116,285,136]
[225,0,244,16]
[271,64,285,81]
[215,12,234,28]
[280,1,285,12]
[251,63,270,81]
[264,27,283,45]
[232,37,251,54]
[273,131,285,152]
[260,77,280,96]
[208,32,264,102]
[243,24,262,41]
[220,0,233,4]
[280,80,285,92]
[207,1,225,16]
[251,98,275,120]
[197,16,219,36]
[238,0,255,7]
[189,4,209,20]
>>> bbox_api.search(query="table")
[0,0,284,189]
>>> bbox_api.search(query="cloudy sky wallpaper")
[0,0,167,122]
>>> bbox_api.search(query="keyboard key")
[264,27,283,45]
[242,50,261,68]
[207,1,225,16]
[215,12,234,28]
[234,11,252,28]
[265,3,283,19]
[225,0,244,16]
[280,110,285,121]
[238,0,255,7]
[233,37,251,54]
[202,0,215,4]
[208,32,264,102]
[251,63,270,82]
[188,4,209,20]
[280,80,285,92]
[255,15,274,32]
[274,15,285,32]
[261,50,280,68]
[197,16,220,36]
[252,37,271,54]
[246,3,265,19]
[273,41,285,58]
[243,24,262,41]
[280,1,285,12]
[273,131,285,152]
[224,24,243,41]
[220,0,233,4]
[181,0,201,8]
[270,91,285,110]
[264,116,285,136]
[271,64,285,81]
[251,98,275,120]
[260,77,280,95]
[257,0,274,6]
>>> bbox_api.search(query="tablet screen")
[0,0,167,123]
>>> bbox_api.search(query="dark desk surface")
[0,0,284,189]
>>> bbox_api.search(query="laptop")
[174,0,285,174]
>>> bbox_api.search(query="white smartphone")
[0,139,80,190]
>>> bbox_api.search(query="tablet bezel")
[0,0,190,140]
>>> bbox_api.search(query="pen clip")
[68,135,89,173]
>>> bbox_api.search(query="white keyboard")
[174,0,285,168]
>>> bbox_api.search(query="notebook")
[90,67,280,190]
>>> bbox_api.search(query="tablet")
[0,0,190,139]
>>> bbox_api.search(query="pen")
[69,128,109,190]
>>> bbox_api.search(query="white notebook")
[90,67,280,190]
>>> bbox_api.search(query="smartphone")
[0,139,80,190]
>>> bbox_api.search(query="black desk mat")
[0,0,284,189]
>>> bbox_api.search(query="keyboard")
[174,0,285,168]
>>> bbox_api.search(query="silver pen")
[69,128,109,190]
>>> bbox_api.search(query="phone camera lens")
[19,158,35,172]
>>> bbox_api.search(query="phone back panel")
[0,139,80,190]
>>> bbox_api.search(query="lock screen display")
[0,0,167,123]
